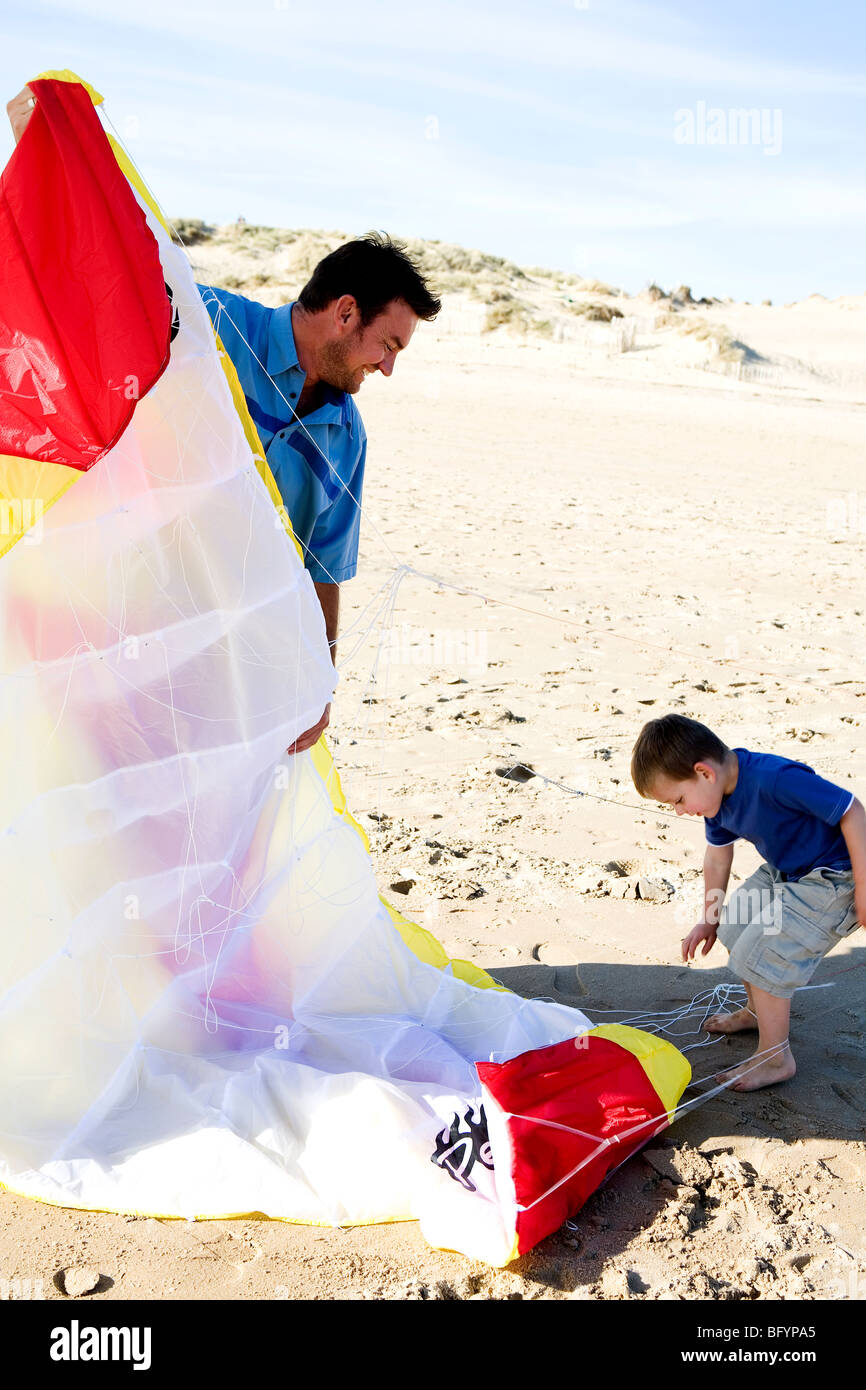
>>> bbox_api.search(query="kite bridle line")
[104,105,414,861]
[510,942,866,1218]
[46,107,386,1028]
[507,1034,794,1215]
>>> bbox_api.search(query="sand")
[2,230,864,1301]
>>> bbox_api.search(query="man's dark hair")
[631,713,729,797]
[298,232,441,327]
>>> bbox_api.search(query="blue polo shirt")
[197,285,366,583]
[704,748,854,880]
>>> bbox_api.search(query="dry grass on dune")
[176,215,864,389]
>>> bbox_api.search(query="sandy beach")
[2,227,864,1301]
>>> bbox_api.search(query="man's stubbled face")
[320,298,418,394]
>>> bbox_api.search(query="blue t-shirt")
[704,748,854,880]
[197,285,366,584]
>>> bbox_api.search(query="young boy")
[631,714,865,1091]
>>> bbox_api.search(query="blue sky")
[2,0,864,301]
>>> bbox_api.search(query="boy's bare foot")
[705,1007,756,1035]
[718,1049,796,1092]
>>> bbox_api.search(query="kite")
[0,73,690,1266]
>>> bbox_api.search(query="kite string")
[591,982,750,1045]
[508,946,866,1217]
[379,564,866,700]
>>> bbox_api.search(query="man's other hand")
[7,87,35,145]
[287,704,331,755]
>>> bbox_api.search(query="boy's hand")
[681,921,717,962]
[856,885,866,929]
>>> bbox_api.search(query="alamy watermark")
[674,102,783,156]
[673,882,783,934]
[1,1277,44,1299]
[0,497,44,544]
[827,492,866,537]
[381,621,489,678]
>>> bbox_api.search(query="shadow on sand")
[480,943,865,1293]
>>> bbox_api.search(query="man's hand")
[287,703,330,756]
[289,582,338,755]
[7,86,35,145]
[681,921,717,963]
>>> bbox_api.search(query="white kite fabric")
[0,158,606,1267]
[1,75,692,1267]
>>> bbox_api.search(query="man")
[7,84,442,754]
[197,236,440,750]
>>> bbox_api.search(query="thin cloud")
[25,0,866,95]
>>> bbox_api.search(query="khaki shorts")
[717,861,859,999]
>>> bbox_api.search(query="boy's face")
[649,762,726,818]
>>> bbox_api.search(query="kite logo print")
[431,1105,494,1191]
[164,283,180,342]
